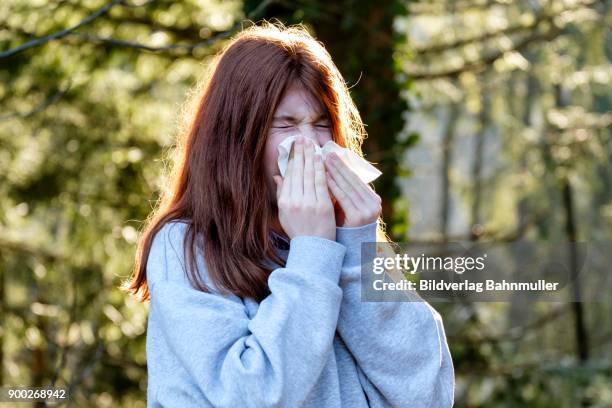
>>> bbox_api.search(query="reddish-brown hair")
[122,21,389,303]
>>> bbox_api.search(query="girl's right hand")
[273,136,336,241]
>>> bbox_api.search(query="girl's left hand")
[324,152,382,228]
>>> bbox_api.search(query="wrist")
[289,229,336,242]
[336,220,378,266]
[286,235,346,283]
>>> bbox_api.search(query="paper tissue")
[277,135,382,184]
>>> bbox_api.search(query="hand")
[324,152,382,228]
[273,136,336,241]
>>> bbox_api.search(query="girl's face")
[263,84,333,202]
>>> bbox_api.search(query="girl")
[124,21,454,407]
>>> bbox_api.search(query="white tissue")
[277,135,382,183]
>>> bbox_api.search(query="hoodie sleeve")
[335,221,455,407]
[146,221,346,408]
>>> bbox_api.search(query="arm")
[147,221,347,407]
[335,221,455,407]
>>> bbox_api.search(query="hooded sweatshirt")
[145,219,454,407]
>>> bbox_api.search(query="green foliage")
[0,0,610,406]
[396,0,612,405]
[1,0,243,405]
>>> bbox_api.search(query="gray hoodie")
[145,220,454,407]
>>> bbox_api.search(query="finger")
[285,137,295,178]
[291,136,304,197]
[325,154,361,207]
[327,152,370,202]
[273,175,283,201]
[329,153,381,210]
[282,145,294,198]
[314,154,330,202]
[303,139,316,200]
[326,171,359,215]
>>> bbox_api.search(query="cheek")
[262,142,278,204]
[263,147,277,176]
[263,134,283,176]
[318,130,333,145]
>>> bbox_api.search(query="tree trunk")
[440,103,459,240]
[555,83,589,363]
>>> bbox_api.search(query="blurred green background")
[1,0,610,406]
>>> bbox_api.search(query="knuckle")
[368,204,379,216]
[349,216,357,225]
[314,203,331,215]
[302,203,316,213]
[288,202,301,212]
[278,198,289,210]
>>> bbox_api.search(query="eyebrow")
[273,112,329,122]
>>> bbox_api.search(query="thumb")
[273,175,283,200]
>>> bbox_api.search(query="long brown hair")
[122,21,390,303]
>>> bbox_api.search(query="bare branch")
[411,0,596,55]
[404,0,600,81]
[0,81,72,121]
[409,0,517,15]
[1,0,274,58]
[413,15,554,55]
[61,1,215,42]
[66,28,235,55]
[66,0,274,55]
[408,27,562,81]
[0,235,64,261]
[0,0,124,59]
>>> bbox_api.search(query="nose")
[296,125,320,148]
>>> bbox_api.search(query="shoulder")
[146,220,241,303]
[152,219,190,253]
[146,219,194,289]
[156,218,190,239]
